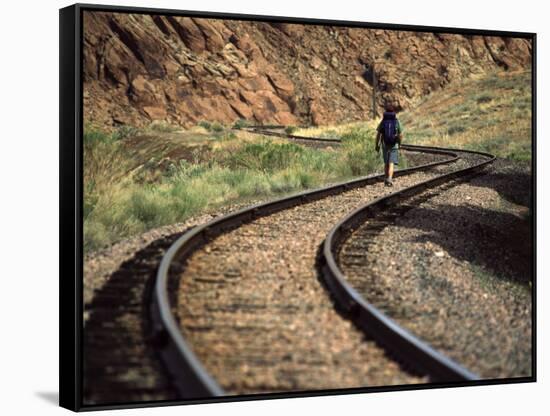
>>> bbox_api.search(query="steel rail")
[150,126,491,397]
[319,147,495,382]
[242,126,341,145]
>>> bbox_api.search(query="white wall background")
[0,0,546,414]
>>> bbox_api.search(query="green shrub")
[447,125,466,135]
[198,120,211,130]
[232,119,250,129]
[84,125,141,144]
[285,126,297,135]
[129,187,167,226]
[83,181,98,221]
[211,122,224,132]
[83,128,112,144]
[476,95,493,104]
[225,141,305,172]
[340,127,380,176]
[149,121,180,133]
[216,132,236,142]
[114,125,140,140]
[319,129,339,139]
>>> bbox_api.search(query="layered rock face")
[83,11,531,129]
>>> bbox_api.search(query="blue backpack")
[382,112,399,146]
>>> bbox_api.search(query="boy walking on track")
[375,105,403,187]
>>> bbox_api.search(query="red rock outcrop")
[83,11,532,129]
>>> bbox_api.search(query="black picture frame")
[60,3,537,411]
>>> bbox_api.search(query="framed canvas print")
[59,3,536,411]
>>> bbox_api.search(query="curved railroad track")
[319,147,494,382]
[241,125,341,147]
[150,126,495,398]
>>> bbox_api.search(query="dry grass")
[83,123,381,253]
[295,121,379,139]
[399,70,532,162]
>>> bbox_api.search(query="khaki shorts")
[382,144,399,165]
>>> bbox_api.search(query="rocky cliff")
[83,11,532,129]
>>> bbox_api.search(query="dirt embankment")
[83,11,531,129]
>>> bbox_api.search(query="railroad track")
[150,126,495,398]
[319,148,494,382]
[241,125,341,147]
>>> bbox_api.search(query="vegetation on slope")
[399,70,532,162]
[296,70,532,163]
[84,123,382,253]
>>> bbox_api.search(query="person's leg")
[384,163,389,179]
[387,149,398,185]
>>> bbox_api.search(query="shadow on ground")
[397,160,533,285]
[35,391,58,406]
[82,232,183,405]
[472,169,532,208]
[400,202,532,285]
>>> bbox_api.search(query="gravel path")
[176,151,476,394]
[338,158,531,379]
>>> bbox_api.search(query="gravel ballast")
[81,150,450,403]
[176,151,480,394]
[81,147,498,403]
[338,158,532,379]
[82,201,272,404]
